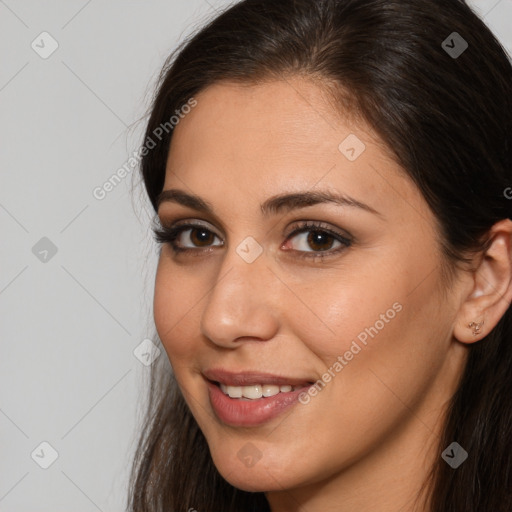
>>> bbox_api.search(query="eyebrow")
[156,188,382,218]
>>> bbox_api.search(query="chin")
[220,466,290,493]
[210,448,301,493]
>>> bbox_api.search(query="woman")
[128,0,512,510]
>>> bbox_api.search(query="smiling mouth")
[212,381,313,400]
[205,377,314,427]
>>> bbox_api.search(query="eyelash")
[152,220,352,261]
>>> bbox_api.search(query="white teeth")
[262,384,280,397]
[220,383,242,398]
[242,385,263,399]
[219,383,299,399]
[228,388,242,398]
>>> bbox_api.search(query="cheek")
[292,255,448,422]
[319,273,448,422]
[153,258,201,364]
[288,263,405,367]
[308,235,446,367]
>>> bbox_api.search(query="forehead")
[167,78,369,169]
[163,78,430,226]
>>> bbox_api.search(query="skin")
[153,77,512,511]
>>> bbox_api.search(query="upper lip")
[203,368,313,387]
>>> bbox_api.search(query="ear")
[453,218,512,344]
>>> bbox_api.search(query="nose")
[200,246,280,348]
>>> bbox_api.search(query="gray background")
[0,1,510,510]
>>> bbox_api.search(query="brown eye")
[189,228,216,247]
[153,220,351,260]
[283,221,352,260]
[152,223,223,252]
[305,231,336,251]
[286,228,346,253]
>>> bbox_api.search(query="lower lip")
[206,380,311,427]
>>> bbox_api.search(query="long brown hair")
[128,0,512,510]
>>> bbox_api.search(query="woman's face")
[153,78,467,499]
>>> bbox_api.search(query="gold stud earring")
[468,320,484,336]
